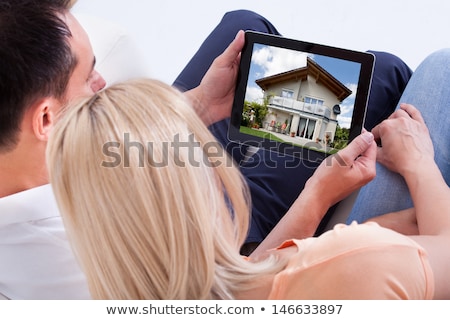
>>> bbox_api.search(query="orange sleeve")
[269,222,434,299]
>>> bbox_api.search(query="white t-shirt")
[0,184,90,299]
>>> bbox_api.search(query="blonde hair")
[47,78,284,299]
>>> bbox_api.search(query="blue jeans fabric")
[173,10,413,243]
[347,49,450,223]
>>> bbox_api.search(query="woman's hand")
[185,30,245,126]
[372,103,434,177]
[305,131,377,209]
[251,131,376,257]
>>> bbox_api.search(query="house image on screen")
[257,57,352,146]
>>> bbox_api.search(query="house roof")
[255,57,352,101]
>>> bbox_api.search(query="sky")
[72,0,450,85]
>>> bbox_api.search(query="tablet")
[229,31,375,162]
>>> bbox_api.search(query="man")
[0,0,105,299]
[0,0,251,299]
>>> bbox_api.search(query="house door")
[298,117,316,140]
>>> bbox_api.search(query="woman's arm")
[251,131,377,258]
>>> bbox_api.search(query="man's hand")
[305,131,377,209]
[185,30,245,126]
[372,103,434,177]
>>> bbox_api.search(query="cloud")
[337,115,352,129]
[345,82,358,100]
[335,82,359,128]
[252,46,309,77]
[337,101,354,129]
[245,86,264,103]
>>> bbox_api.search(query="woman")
[47,78,447,299]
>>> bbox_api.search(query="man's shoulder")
[0,185,61,230]
[0,185,90,299]
[0,184,60,227]
[0,184,65,246]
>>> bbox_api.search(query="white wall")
[72,0,450,84]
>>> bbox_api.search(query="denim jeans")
[347,49,450,223]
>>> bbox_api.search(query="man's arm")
[372,103,450,298]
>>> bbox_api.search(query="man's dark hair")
[0,0,76,152]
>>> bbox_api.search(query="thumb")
[339,132,375,164]
[215,30,245,67]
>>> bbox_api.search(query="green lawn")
[239,126,285,142]
[239,126,338,155]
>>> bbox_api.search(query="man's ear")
[31,98,60,142]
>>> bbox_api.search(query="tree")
[332,124,350,149]
[242,97,269,128]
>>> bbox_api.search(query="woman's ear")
[31,97,61,142]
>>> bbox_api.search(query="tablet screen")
[229,31,375,162]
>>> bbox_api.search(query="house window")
[304,96,324,106]
[281,89,294,98]
[298,117,316,140]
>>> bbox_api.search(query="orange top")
[268,222,434,299]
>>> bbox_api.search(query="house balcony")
[269,96,332,119]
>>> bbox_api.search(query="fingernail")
[362,132,374,144]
